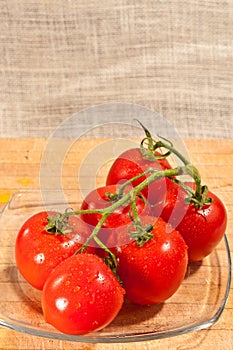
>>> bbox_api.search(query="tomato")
[42,253,125,335]
[117,216,188,306]
[151,177,180,218]
[15,211,94,290]
[154,180,227,262]
[106,147,172,206]
[80,184,151,250]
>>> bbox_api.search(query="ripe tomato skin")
[117,216,188,306]
[15,211,94,290]
[106,148,172,206]
[155,180,227,262]
[81,184,151,250]
[42,254,125,335]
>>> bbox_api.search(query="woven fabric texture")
[0,0,232,138]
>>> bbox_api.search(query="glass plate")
[0,190,231,344]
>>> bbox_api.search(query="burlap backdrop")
[0,0,232,138]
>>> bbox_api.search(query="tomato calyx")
[105,191,121,202]
[127,188,154,246]
[188,184,213,209]
[104,190,131,207]
[46,212,73,235]
[128,221,154,247]
[170,166,213,211]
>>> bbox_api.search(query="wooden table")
[0,138,232,349]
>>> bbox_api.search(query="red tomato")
[155,180,227,262]
[15,211,94,290]
[42,253,125,335]
[81,184,151,250]
[117,216,188,306]
[106,148,172,206]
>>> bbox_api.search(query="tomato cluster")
[15,125,227,335]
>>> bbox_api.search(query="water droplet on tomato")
[87,272,98,283]
[97,272,105,282]
[65,280,71,287]
[34,253,45,264]
[88,292,96,305]
[73,285,81,292]
[55,297,68,311]
[162,241,170,252]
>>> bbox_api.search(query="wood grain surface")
[0,138,232,350]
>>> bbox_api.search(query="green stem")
[117,168,153,197]
[69,165,198,221]
[154,140,204,199]
[168,177,195,196]
[68,164,202,272]
[130,190,141,224]
[70,166,185,250]
[80,212,111,249]
[184,163,203,199]
[155,140,190,166]
[94,236,118,273]
[70,165,189,224]
[134,165,186,193]
[69,208,105,215]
